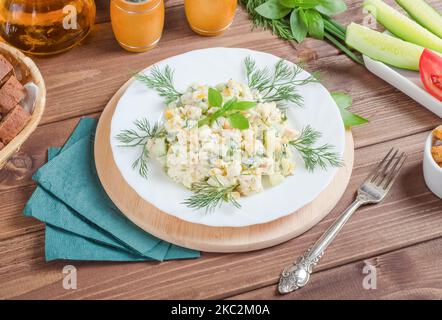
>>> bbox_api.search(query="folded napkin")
[24,118,200,261]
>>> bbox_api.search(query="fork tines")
[369,148,407,190]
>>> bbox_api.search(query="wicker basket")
[0,42,46,169]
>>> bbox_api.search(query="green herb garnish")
[245,57,368,128]
[183,178,241,213]
[240,0,363,64]
[289,125,343,171]
[116,118,166,178]
[121,58,351,213]
[331,92,368,129]
[135,65,182,104]
[198,88,257,130]
[245,57,318,105]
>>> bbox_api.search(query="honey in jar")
[0,0,96,55]
[110,0,165,53]
[184,0,237,36]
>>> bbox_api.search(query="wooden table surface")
[1,0,441,300]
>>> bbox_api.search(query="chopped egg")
[150,80,298,197]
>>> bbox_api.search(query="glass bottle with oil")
[0,0,96,55]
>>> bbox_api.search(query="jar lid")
[115,0,161,13]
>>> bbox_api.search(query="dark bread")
[0,105,31,144]
[0,55,13,84]
[0,76,26,114]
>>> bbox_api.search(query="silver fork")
[278,148,407,294]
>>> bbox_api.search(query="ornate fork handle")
[278,196,368,294]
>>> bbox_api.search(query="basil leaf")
[332,92,369,128]
[315,0,347,16]
[339,108,369,129]
[290,9,308,43]
[331,92,352,109]
[305,9,324,39]
[299,8,309,26]
[255,0,292,19]
[231,101,257,110]
[198,117,211,127]
[199,97,237,127]
[229,112,250,130]
[280,0,319,9]
[223,97,238,111]
[208,87,222,107]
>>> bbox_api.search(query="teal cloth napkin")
[24,118,200,261]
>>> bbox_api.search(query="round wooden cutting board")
[95,79,354,253]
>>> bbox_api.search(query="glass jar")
[0,0,96,55]
[184,0,237,36]
[110,0,164,53]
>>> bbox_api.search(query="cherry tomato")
[419,48,442,101]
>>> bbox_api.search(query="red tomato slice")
[420,48,442,101]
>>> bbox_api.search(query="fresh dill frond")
[289,125,343,171]
[116,118,166,178]
[116,118,165,146]
[244,56,272,91]
[131,146,150,179]
[183,179,241,213]
[135,65,182,104]
[245,57,318,106]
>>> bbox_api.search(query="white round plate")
[110,47,345,227]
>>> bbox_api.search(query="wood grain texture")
[0,0,441,300]
[94,78,354,252]
[28,5,440,143]
[1,131,441,299]
[230,237,442,300]
[0,114,101,194]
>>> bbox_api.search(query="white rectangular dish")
[364,55,442,118]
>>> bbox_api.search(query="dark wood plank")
[2,57,439,195]
[0,115,99,193]
[1,131,441,299]
[0,185,42,241]
[230,237,442,300]
[1,0,441,300]
[28,5,440,143]
[2,45,440,194]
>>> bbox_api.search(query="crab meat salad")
[116,59,344,213]
[148,80,299,199]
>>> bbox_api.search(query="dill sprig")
[135,65,182,105]
[116,118,166,178]
[245,57,318,106]
[289,125,343,171]
[183,179,241,213]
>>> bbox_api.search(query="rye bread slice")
[0,76,26,114]
[0,104,31,144]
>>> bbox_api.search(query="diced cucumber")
[396,0,442,40]
[346,23,424,70]
[364,0,442,53]
[157,155,167,167]
[152,138,167,157]
[268,173,284,186]
[264,129,276,156]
